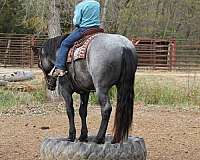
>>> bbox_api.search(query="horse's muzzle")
[46,76,57,91]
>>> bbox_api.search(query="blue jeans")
[55,27,89,70]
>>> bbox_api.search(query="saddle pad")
[67,34,99,63]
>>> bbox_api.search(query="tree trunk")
[48,0,61,38]
[101,0,109,29]
[47,0,62,101]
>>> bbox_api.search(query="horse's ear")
[31,46,40,55]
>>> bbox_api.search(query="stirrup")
[48,67,66,77]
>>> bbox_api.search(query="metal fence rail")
[0,33,47,67]
[132,38,200,71]
[132,38,175,70]
[0,33,200,71]
[175,39,200,71]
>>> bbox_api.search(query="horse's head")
[32,46,57,91]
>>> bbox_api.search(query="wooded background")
[0,0,200,40]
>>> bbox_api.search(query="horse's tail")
[113,47,137,143]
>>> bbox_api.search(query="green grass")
[0,88,46,110]
[135,76,200,106]
[89,74,200,107]
[1,73,200,111]
[136,74,200,106]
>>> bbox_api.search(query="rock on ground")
[0,80,8,86]
[0,71,34,82]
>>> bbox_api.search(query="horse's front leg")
[62,90,76,142]
[78,92,89,142]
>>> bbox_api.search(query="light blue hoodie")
[73,0,101,28]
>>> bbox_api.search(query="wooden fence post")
[30,35,36,68]
[4,39,11,68]
[153,39,156,70]
[169,38,176,70]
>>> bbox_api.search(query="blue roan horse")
[32,33,138,144]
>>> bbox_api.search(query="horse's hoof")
[66,137,75,142]
[111,138,120,144]
[93,137,105,144]
[67,135,75,142]
[78,134,88,142]
[111,139,116,144]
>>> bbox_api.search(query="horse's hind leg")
[94,88,112,144]
[78,93,89,142]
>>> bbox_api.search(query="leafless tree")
[101,0,109,29]
[48,0,61,38]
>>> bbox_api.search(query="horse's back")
[87,33,136,88]
[88,33,136,65]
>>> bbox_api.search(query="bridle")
[38,54,57,90]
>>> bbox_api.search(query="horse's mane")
[43,34,69,58]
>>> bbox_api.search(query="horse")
[32,33,138,144]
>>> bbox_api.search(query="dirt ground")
[0,103,200,160]
[0,68,200,160]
